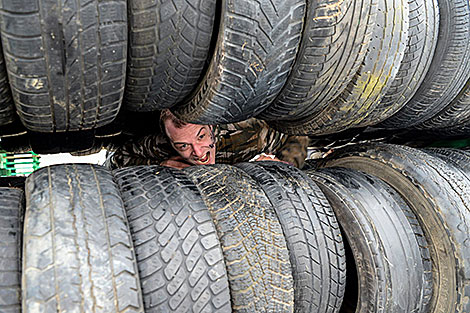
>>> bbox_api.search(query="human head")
[160,109,216,165]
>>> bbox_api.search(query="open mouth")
[196,152,211,164]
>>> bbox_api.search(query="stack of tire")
[0,0,469,152]
[1,143,470,312]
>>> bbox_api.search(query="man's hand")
[160,156,193,169]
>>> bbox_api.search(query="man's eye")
[199,134,206,140]
[177,144,188,151]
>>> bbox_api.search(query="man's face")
[164,120,216,165]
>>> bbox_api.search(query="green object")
[0,151,41,176]
[428,138,470,148]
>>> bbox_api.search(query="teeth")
[198,152,210,164]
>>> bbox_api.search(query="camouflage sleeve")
[274,135,309,169]
[106,134,175,169]
[215,118,292,164]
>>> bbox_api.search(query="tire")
[271,0,408,135]
[307,167,432,313]
[0,120,30,153]
[363,0,439,125]
[184,164,294,312]
[0,188,24,313]
[424,148,470,176]
[23,164,144,312]
[259,0,377,122]
[0,44,15,127]
[381,0,470,129]
[411,80,470,137]
[318,143,470,313]
[418,66,470,132]
[70,123,123,156]
[236,161,346,313]
[173,0,305,124]
[113,165,231,312]
[124,0,217,111]
[69,141,105,156]
[0,0,127,132]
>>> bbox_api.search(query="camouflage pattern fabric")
[274,135,309,169]
[107,118,309,169]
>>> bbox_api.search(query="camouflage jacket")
[107,118,309,169]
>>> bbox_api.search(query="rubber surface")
[185,164,294,312]
[259,0,377,122]
[424,148,470,177]
[124,0,216,111]
[415,80,470,137]
[365,0,438,124]
[173,0,305,124]
[271,0,408,135]
[308,167,431,313]
[0,0,127,132]
[318,143,470,313]
[236,161,346,313]
[382,0,470,129]
[0,188,24,313]
[24,164,144,312]
[114,165,231,312]
[0,45,15,126]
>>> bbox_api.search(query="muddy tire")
[259,0,377,122]
[0,188,24,313]
[271,0,409,135]
[113,165,231,312]
[236,161,346,313]
[185,164,294,312]
[365,0,439,125]
[23,164,144,312]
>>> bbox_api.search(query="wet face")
[164,120,216,166]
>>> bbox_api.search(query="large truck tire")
[113,165,231,312]
[0,0,127,132]
[317,143,470,313]
[236,161,346,313]
[258,0,377,123]
[124,0,216,111]
[23,164,144,312]
[173,0,305,124]
[185,164,294,312]
[0,188,24,313]
[308,167,432,312]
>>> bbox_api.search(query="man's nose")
[192,144,205,157]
